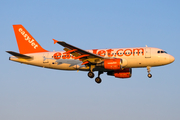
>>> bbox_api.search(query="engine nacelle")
[96,59,122,70]
[107,68,132,78]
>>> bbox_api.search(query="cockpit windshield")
[157,50,167,54]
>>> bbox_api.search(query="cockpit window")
[157,50,167,54]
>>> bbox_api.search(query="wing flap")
[63,47,80,57]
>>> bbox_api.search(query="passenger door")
[145,47,151,58]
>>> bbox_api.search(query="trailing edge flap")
[6,51,33,60]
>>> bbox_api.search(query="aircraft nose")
[169,55,175,63]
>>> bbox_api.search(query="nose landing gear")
[147,66,152,78]
[148,73,152,78]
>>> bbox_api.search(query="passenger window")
[157,51,160,53]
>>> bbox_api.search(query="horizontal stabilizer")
[6,51,32,59]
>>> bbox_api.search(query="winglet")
[53,39,58,44]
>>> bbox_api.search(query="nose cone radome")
[169,55,175,63]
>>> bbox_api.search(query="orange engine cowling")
[107,68,132,78]
[104,59,122,70]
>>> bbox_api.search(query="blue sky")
[0,0,180,120]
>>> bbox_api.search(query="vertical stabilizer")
[13,25,48,54]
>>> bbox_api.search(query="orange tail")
[13,24,48,54]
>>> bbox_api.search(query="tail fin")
[13,25,48,54]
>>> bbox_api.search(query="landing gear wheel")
[95,77,102,84]
[88,72,94,78]
[148,73,152,78]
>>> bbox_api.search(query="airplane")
[6,25,175,84]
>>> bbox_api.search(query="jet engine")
[107,68,132,78]
[96,59,122,70]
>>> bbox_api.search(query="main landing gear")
[88,65,95,78]
[88,71,94,78]
[95,71,103,84]
[87,71,103,84]
[87,65,103,84]
[147,66,152,78]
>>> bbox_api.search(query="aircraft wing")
[53,39,104,65]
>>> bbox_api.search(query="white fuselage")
[10,47,174,71]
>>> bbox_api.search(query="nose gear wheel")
[148,73,152,78]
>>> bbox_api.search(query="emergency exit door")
[43,53,49,63]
